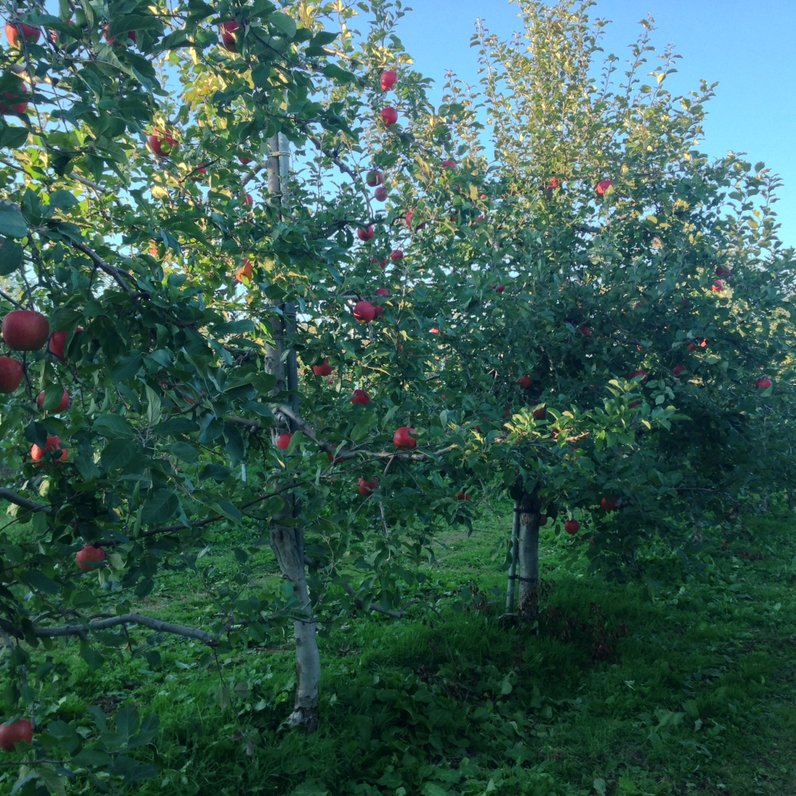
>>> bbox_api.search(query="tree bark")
[264,133,321,731]
[517,493,541,619]
[505,500,520,613]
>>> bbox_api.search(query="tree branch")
[0,488,51,513]
[70,240,139,294]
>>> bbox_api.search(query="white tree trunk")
[517,501,540,618]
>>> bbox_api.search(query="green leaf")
[270,12,297,38]
[50,189,79,210]
[0,237,23,274]
[100,439,135,471]
[141,489,179,524]
[0,202,27,238]
[94,414,136,438]
[0,125,28,148]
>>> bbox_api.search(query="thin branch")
[70,241,139,294]
[0,488,50,513]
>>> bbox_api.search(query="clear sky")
[394,0,796,249]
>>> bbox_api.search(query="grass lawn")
[3,506,794,795]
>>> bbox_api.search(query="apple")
[456,491,470,501]
[374,186,388,202]
[0,719,33,751]
[236,258,253,283]
[441,159,457,169]
[373,305,385,319]
[2,310,49,351]
[365,170,383,187]
[275,433,292,450]
[672,363,685,377]
[405,209,426,231]
[0,357,23,393]
[36,388,70,412]
[600,496,618,512]
[75,544,106,572]
[546,177,561,190]
[351,389,370,405]
[755,377,773,390]
[48,326,82,360]
[532,405,546,420]
[244,193,253,207]
[711,279,725,292]
[564,519,580,535]
[220,20,240,51]
[494,285,505,293]
[629,369,648,382]
[357,477,378,496]
[5,21,40,48]
[429,327,440,335]
[312,359,332,377]
[380,69,397,91]
[104,25,136,45]
[390,249,404,261]
[147,131,178,158]
[380,106,398,126]
[517,375,532,389]
[539,514,548,526]
[393,426,416,449]
[239,154,252,164]
[577,324,592,337]
[353,300,376,323]
[357,226,374,241]
[375,288,389,297]
[596,179,614,196]
[715,266,731,278]
[31,436,68,464]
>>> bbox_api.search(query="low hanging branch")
[0,613,218,647]
[0,488,50,513]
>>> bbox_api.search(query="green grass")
[3,509,795,795]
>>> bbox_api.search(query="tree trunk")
[517,493,541,619]
[505,500,520,613]
[264,134,321,731]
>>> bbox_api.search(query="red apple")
[353,300,376,323]
[236,258,253,283]
[312,359,332,377]
[577,324,592,337]
[0,357,23,393]
[672,364,685,377]
[596,179,614,196]
[392,426,416,449]
[357,477,378,496]
[3,310,49,351]
[357,226,374,241]
[494,285,505,293]
[275,433,292,450]
[375,288,389,297]
[600,496,618,512]
[365,170,383,187]
[75,544,106,572]
[390,249,404,261]
[532,405,546,420]
[0,719,33,751]
[239,155,252,164]
[429,327,440,335]
[517,375,532,389]
[220,20,240,51]
[5,21,40,48]
[564,519,580,535]
[380,69,397,91]
[48,326,82,361]
[147,131,178,158]
[711,279,725,292]
[36,388,70,412]
[715,266,731,278]
[374,186,388,202]
[31,436,68,464]
[630,369,648,382]
[104,25,136,45]
[546,177,561,190]
[441,159,457,169]
[380,106,398,126]
[405,209,426,231]
[755,377,773,390]
[351,389,370,405]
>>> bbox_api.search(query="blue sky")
[395,0,796,249]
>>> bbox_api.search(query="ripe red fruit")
[441,159,457,169]
[0,357,23,393]
[48,326,82,360]
[715,266,731,278]
[36,389,70,412]
[275,433,292,450]
[75,544,106,572]
[357,226,374,241]
[380,106,398,126]
[351,389,370,405]
[220,20,240,51]
[380,69,397,91]
[672,364,685,377]
[353,300,376,323]
[600,496,618,512]
[532,405,546,420]
[238,154,251,164]
[5,21,40,48]
[3,310,49,351]
[372,290,388,300]
[104,25,136,45]
[244,193,253,207]
[564,519,580,535]
[393,426,417,449]
[711,279,725,292]
[312,359,332,377]
[374,186,388,202]
[357,477,378,496]
[630,369,648,382]
[147,132,178,158]
[546,177,561,191]
[390,249,404,261]
[365,170,383,187]
[0,719,33,751]
[596,179,614,196]
[429,327,440,335]
[236,259,253,283]
[577,324,592,337]
[31,436,68,464]
[517,375,532,389]
[755,377,773,390]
